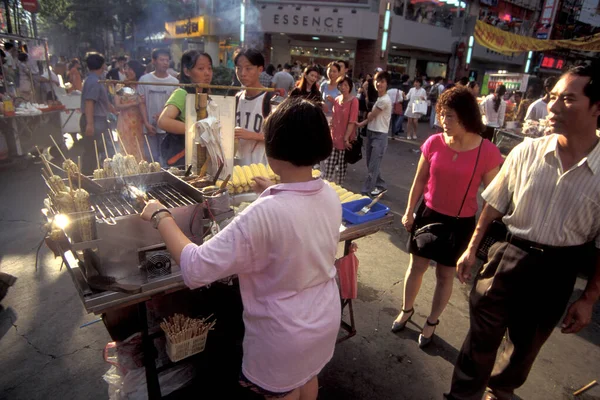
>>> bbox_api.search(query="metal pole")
[98,80,276,92]
[3,0,12,34]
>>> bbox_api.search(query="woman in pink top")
[141,97,341,399]
[392,87,503,348]
[321,76,359,185]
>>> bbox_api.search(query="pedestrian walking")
[290,66,322,102]
[271,63,295,97]
[392,87,502,349]
[481,85,507,140]
[524,76,558,122]
[446,65,600,400]
[259,64,275,88]
[158,50,213,167]
[141,96,341,400]
[356,71,392,197]
[429,77,445,129]
[137,48,179,166]
[320,61,341,118]
[114,60,146,162]
[321,76,359,185]
[405,79,427,140]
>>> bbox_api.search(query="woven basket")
[165,330,208,362]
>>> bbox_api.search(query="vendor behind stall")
[157,50,213,167]
[142,97,341,399]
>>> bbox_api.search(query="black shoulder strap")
[262,91,276,118]
[456,139,484,218]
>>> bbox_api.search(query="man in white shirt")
[524,77,558,122]
[387,86,405,138]
[357,71,392,196]
[270,63,295,97]
[234,48,275,166]
[138,48,179,165]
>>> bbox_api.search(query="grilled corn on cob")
[74,188,93,242]
[234,166,248,187]
[242,165,254,183]
[93,169,105,179]
[257,163,269,179]
[124,155,139,175]
[103,158,114,177]
[149,162,161,173]
[62,159,79,176]
[55,191,75,214]
[112,154,125,176]
[250,164,262,179]
[49,175,67,193]
[138,160,150,174]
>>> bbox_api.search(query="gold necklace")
[452,153,458,162]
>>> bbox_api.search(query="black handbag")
[412,140,483,253]
[476,219,508,260]
[344,100,363,165]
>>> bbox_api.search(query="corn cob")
[103,158,114,177]
[124,155,139,175]
[231,168,242,189]
[74,189,93,242]
[335,188,348,196]
[112,154,125,176]
[257,163,269,179]
[55,191,75,214]
[266,164,277,181]
[62,159,79,176]
[242,165,254,184]
[312,169,321,178]
[250,164,262,180]
[49,175,67,192]
[233,166,247,187]
[339,192,354,202]
[93,169,105,179]
[342,193,365,203]
[226,182,234,194]
[149,162,161,173]
[138,160,150,174]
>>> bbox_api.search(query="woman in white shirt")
[405,79,427,140]
[482,84,507,141]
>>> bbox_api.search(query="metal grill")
[91,183,198,224]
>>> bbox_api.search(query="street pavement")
[1,123,599,400]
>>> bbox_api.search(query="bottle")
[3,97,15,117]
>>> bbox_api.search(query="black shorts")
[239,372,294,398]
[408,202,476,266]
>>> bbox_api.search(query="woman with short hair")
[392,87,503,349]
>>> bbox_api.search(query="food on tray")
[73,188,94,242]
[49,175,67,193]
[93,168,105,179]
[138,160,150,174]
[103,159,114,177]
[124,155,139,175]
[62,159,79,175]
[149,162,161,173]
[54,191,75,213]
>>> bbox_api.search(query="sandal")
[418,318,440,348]
[391,308,414,333]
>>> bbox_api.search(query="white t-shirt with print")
[236,91,269,166]
[368,94,392,134]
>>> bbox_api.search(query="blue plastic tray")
[342,199,390,225]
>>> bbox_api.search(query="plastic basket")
[342,199,390,225]
[165,330,208,362]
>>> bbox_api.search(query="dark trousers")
[449,240,594,400]
[79,115,110,175]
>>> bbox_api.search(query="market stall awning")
[474,20,600,55]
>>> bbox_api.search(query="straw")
[144,135,155,163]
[108,132,119,155]
[94,140,100,170]
[101,133,110,158]
[36,146,53,176]
[49,135,67,161]
[77,157,82,189]
[135,139,145,162]
[115,131,128,155]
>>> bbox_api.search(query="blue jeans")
[362,129,388,194]
[390,114,404,136]
[146,132,167,167]
[430,106,439,128]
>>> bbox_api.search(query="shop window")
[405,0,464,29]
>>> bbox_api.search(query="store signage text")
[273,14,344,34]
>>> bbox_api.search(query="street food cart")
[40,81,394,398]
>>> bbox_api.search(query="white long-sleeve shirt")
[483,94,506,128]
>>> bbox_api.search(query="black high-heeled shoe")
[418,318,439,348]
[391,308,414,333]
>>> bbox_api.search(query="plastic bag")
[104,332,145,374]
[335,243,359,299]
[103,364,194,400]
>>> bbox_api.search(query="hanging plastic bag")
[335,243,359,299]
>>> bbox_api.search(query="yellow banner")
[165,17,206,38]
[474,20,600,55]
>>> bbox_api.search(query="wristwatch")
[151,209,172,229]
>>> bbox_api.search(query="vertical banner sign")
[20,0,39,13]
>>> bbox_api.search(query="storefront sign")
[258,7,378,39]
[165,17,207,38]
[21,0,39,13]
[474,20,600,54]
[540,55,565,70]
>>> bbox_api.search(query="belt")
[505,232,591,256]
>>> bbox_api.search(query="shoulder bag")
[393,89,403,115]
[344,99,363,165]
[412,140,483,254]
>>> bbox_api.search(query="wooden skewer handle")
[573,380,597,396]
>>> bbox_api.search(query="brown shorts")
[239,372,294,398]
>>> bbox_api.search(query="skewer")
[98,80,276,92]
[45,159,65,172]
[36,147,53,176]
[108,132,119,155]
[94,140,100,170]
[102,133,110,157]
[573,380,597,396]
[144,135,155,163]
[135,139,145,162]
[115,131,128,155]
[77,157,82,189]
[49,135,67,162]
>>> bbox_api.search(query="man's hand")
[235,127,258,141]
[141,200,167,222]
[561,298,594,334]
[456,249,477,284]
[145,123,157,136]
[251,176,274,194]
[85,124,94,137]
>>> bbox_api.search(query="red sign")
[21,0,39,13]
[541,55,565,70]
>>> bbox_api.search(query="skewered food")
[138,160,150,174]
[93,169,105,179]
[54,191,75,213]
[103,159,114,177]
[49,175,67,193]
[124,155,139,175]
[149,162,161,173]
[63,159,79,176]
[112,154,125,176]
[73,188,93,242]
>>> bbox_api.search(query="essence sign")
[273,14,344,34]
